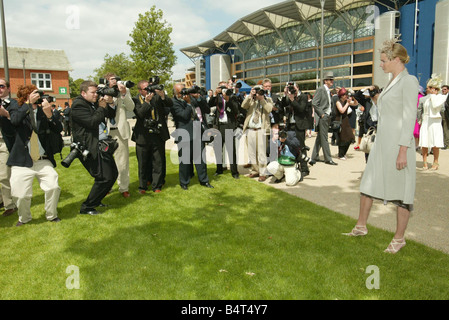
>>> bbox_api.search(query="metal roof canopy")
[180,0,414,60]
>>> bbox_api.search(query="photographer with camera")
[241,85,273,182]
[4,85,62,226]
[103,73,135,198]
[267,129,307,186]
[262,78,283,126]
[208,83,240,179]
[171,83,213,190]
[281,82,311,177]
[132,79,172,194]
[70,81,118,215]
[0,79,18,217]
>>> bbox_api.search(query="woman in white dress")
[417,74,446,170]
[343,39,419,254]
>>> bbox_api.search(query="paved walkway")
[67,119,448,254]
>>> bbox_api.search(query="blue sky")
[1,0,276,80]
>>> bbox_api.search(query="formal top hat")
[323,71,334,80]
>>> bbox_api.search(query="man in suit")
[208,84,240,178]
[171,83,213,190]
[242,85,273,181]
[62,102,71,136]
[104,73,135,198]
[71,80,118,215]
[0,78,18,217]
[309,71,338,165]
[262,78,283,126]
[4,85,62,226]
[132,80,172,194]
[282,82,310,177]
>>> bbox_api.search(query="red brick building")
[0,47,73,106]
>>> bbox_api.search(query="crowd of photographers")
[0,72,383,225]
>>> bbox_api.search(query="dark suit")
[71,95,117,212]
[132,94,172,191]
[208,94,239,176]
[0,98,18,152]
[171,96,209,187]
[7,103,62,168]
[311,85,333,162]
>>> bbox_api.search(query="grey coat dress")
[359,69,419,206]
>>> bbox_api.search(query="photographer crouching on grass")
[69,81,118,216]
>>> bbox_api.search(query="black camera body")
[146,76,164,93]
[143,118,162,134]
[96,85,119,98]
[0,98,11,108]
[61,142,90,168]
[369,88,380,97]
[36,90,55,104]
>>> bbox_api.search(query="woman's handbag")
[360,127,376,153]
[328,120,341,133]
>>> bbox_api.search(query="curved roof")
[180,0,405,59]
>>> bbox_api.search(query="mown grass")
[0,147,448,300]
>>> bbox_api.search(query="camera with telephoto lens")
[61,142,90,168]
[300,146,310,163]
[36,90,55,104]
[252,86,266,98]
[145,76,164,93]
[97,79,119,97]
[115,77,135,89]
[369,88,380,97]
[180,87,198,96]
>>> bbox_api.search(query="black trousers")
[136,137,165,191]
[81,151,118,211]
[178,139,209,186]
[294,129,309,174]
[213,122,239,176]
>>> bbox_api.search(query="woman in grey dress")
[343,39,419,254]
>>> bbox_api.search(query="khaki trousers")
[0,141,15,210]
[246,128,268,176]
[109,129,130,193]
[10,160,60,223]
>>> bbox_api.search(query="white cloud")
[1,0,266,81]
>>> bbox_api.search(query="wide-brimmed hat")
[323,71,334,80]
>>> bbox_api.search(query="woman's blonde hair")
[380,37,410,64]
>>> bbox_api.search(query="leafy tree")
[69,76,85,98]
[93,53,135,82]
[127,6,177,85]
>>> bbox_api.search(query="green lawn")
[1,148,448,300]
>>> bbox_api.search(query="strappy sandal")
[342,225,368,237]
[430,163,439,171]
[384,238,406,254]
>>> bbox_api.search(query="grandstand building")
[181,0,449,93]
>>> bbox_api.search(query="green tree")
[93,53,134,82]
[127,6,177,85]
[69,76,85,98]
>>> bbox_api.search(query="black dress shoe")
[309,160,316,166]
[232,174,240,179]
[180,184,188,190]
[16,221,25,227]
[214,172,223,176]
[79,209,101,215]
[325,160,338,165]
[302,171,310,178]
[98,203,108,207]
[50,217,61,223]
[200,182,214,188]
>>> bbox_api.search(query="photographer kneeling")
[267,129,307,186]
[70,81,118,215]
[6,85,62,226]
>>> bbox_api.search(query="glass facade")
[231,3,375,92]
